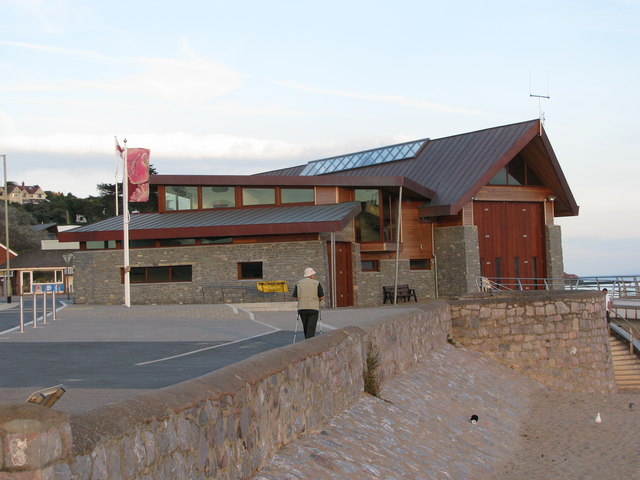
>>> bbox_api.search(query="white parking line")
[135,316,281,366]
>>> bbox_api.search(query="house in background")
[0,183,47,205]
[58,119,579,306]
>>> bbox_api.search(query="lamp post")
[62,253,73,301]
[2,154,11,303]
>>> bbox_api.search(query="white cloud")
[279,81,485,115]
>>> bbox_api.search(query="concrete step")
[609,334,640,390]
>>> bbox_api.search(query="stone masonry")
[0,293,617,479]
[450,290,615,393]
[72,241,328,306]
[434,225,481,298]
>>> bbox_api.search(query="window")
[86,240,117,250]
[238,261,263,279]
[355,189,381,242]
[281,188,314,204]
[165,186,198,211]
[159,238,196,246]
[242,188,275,206]
[202,186,236,209]
[489,156,543,186]
[409,259,431,270]
[125,265,192,284]
[130,239,156,248]
[361,259,379,272]
[201,237,233,244]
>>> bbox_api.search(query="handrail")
[609,310,640,355]
[475,275,640,297]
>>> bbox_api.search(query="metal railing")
[476,275,640,298]
[609,310,640,356]
[201,281,295,304]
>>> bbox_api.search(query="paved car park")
[0,300,416,413]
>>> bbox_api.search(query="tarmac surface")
[0,299,415,414]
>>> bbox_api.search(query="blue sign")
[32,283,64,294]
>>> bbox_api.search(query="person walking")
[293,267,325,339]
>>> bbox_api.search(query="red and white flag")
[127,148,150,202]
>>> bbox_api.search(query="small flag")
[127,148,150,202]
[115,137,124,158]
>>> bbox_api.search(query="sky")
[0,0,638,276]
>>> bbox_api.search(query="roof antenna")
[529,70,550,135]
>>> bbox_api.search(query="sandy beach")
[498,389,640,479]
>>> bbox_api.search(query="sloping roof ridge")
[430,119,539,143]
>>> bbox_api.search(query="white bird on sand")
[595,412,602,424]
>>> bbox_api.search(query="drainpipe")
[432,221,438,298]
[393,187,403,304]
[330,231,337,308]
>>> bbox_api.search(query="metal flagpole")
[2,154,11,303]
[123,139,131,307]
[114,137,120,217]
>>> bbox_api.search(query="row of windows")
[121,260,431,285]
[86,237,232,250]
[361,259,432,272]
[164,186,315,211]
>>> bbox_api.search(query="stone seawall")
[450,290,615,393]
[0,302,451,479]
[0,293,616,479]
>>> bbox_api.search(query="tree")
[0,204,39,253]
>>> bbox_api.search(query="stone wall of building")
[72,241,329,305]
[450,290,615,393]
[434,225,481,298]
[0,302,451,479]
[545,224,565,289]
[357,259,435,307]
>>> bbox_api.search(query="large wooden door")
[474,201,545,288]
[327,242,353,307]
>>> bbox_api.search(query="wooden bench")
[383,284,418,303]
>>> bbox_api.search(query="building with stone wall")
[59,119,579,306]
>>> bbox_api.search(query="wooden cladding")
[474,201,546,285]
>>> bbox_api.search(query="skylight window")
[300,138,428,176]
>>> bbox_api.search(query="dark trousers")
[299,310,319,339]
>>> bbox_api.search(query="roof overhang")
[151,174,435,200]
[58,202,362,242]
[418,121,579,218]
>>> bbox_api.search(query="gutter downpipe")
[330,231,337,308]
[432,221,438,298]
[393,186,403,304]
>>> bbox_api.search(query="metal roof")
[257,119,577,217]
[58,202,362,242]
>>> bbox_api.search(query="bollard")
[32,293,37,328]
[43,291,47,325]
[19,295,24,333]
[52,291,56,320]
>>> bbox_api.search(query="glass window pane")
[242,188,275,206]
[86,241,107,250]
[410,259,430,270]
[238,261,263,279]
[33,271,56,283]
[507,157,524,185]
[489,168,508,185]
[355,189,381,242]
[148,267,170,282]
[201,237,233,244]
[159,238,196,246]
[165,186,198,211]
[171,265,192,282]
[130,267,146,283]
[202,186,236,209]
[281,188,314,204]
[130,239,156,248]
